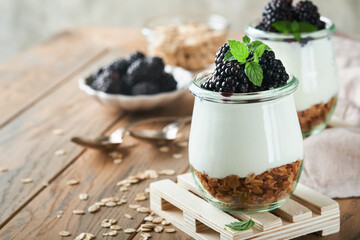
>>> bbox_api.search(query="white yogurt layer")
[261,37,338,111]
[189,95,304,178]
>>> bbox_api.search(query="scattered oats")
[129,204,141,209]
[137,207,151,213]
[55,149,66,156]
[88,204,100,213]
[110,225,122,230]
[118,199,127,205]
[79,193,89,200]
[113,158,122,164]
[159,146,170,152]
[59,231,71,237]
[21,178,33,183]
[141,223,156,229]
[154,226,164,233]
[57,215,62,218]
[105,201,117,207]
[95,201,105,207]
[124,228,136,234]
[161,220,170,226]
[66,179,80,186]
[74,233,95,240]
[103,230,118,236]
[172,153,183,159]
[150,212,155,216]
[42,182,49,187]
[52,129,64,136]
[177,141,188,147]
[135,193,147,202]
[145,188,150,193]
[158,169,176,176]
[127,179,139,184]
[164,228,176,233]
[72,209,85,215]
[140,233,152,240]
[144,216,154,222]
[112,196,120,202]
[152,217,164,224]
[109,151,123,158]
[124,214,133,219]
[0,167,8,173]
[116,179,128,186]
[144,170,158,179]
[109,219,117,224]
[140,227,152,232]
[120,186,128,192]
[101,221,112,228]
[101,197,113,203]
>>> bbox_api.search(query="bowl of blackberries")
[79,51,193,111]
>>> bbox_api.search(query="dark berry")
[127,58,162,86]
[91,69,129,94]
[129,51,145,63]
[131,82,160,95]
[159,72,177,92]
[215,43,230,64]
[295,0,325,29]
[108,58,130,75]
[148,57,165,74]
[256,0,293,32]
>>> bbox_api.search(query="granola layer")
[192,160,302,208]
[297,96,336,134]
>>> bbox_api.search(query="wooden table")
[0,28,358,240]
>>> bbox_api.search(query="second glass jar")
[246,17,338,136]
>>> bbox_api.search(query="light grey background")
[1,0,359,63]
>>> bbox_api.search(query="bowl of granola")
[142,13,229,71]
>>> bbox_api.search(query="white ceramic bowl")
[79,65,193,111]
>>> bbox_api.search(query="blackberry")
[215,43,230,65]
[258,50,289,89]
[256,0,293,32]
[91,69,129,94]
[108,58,130,75]
[295,0,325,29]
[131,82,160,95]
[127,58,162,86]
[148,57,165,74]
[129,51,145,63]
[159,72,177,92]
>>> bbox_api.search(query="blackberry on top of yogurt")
[256,0,325,36]
[201,36,289,94]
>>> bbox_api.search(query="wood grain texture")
[0,50,131,227]
[0,101,193,240]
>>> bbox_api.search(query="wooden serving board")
[150,173,340,240]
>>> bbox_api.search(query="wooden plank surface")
[0,27,359,240]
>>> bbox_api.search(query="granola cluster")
[297,96,336,134]
[148,23,226,70]
[193,160,302,209]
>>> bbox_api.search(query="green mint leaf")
[253,53,259,63]
[223,50,236,62]
[272,21,292,33]
[242,35,251,44]
[225,218,255,231]
[249,40,271,52]
[245,62,263,86]
[228,40,249,63]
[254,43,266,58]
[298,21,317,33]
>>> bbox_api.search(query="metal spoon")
[129,116,191,141]
[71,116,191,150]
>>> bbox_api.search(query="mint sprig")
[272,20,318,41]
[223,36,271,86]
[225,218,255,231]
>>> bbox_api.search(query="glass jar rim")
[189,71,299,104]
[245,16,336,42]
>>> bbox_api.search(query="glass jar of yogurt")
[188,71,303,213]
[246,17,338,136]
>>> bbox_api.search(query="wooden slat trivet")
[150,173,340,240]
